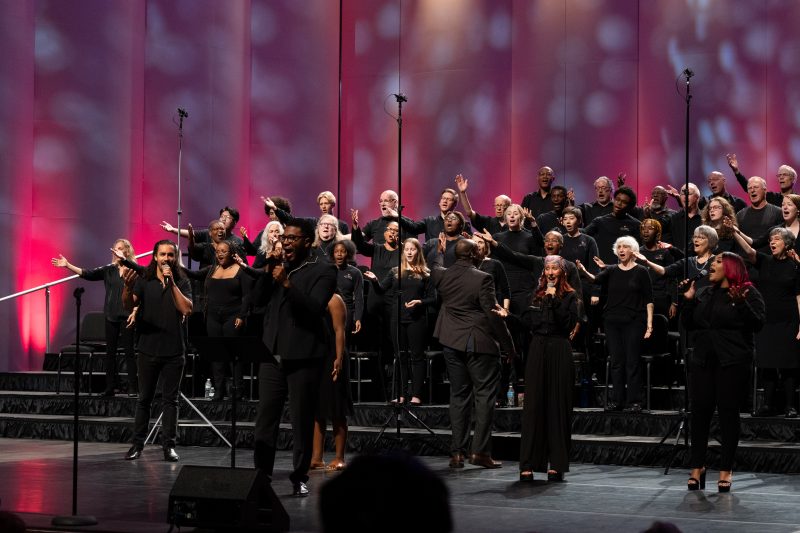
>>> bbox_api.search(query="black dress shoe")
[124,445,142,460]
[469,453,502,469]
[785,407,798,419]
[163,447,179,462]
[449,453,465,469]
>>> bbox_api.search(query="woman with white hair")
[312,214,345,261]
[638,225,717,294]
[577,236,654,413]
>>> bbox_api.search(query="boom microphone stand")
[52,288,98,527]
[659,68,694,474]
[373,93,442,451]
[175,108,188,258]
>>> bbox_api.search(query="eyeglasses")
[777,173,793,177]
[280,235,303,243]
[385,228,399,234]
[543,238,561,243]
[318,222,336,229]
[708,205,723,211]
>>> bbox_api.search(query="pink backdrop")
[2,0,800,370]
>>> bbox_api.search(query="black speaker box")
[168,466,289,532]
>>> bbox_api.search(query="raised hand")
[454,174,468,192]
[617,172,627,188]
[272,263,287,284]
[566,188,575,205]
[122,268,138,288]
[478,228,496,245]
[350,208,359,227]
[363,270,377,281]
[592,256,607,269]
[261,196,276,210]
[239,226,248,239]
[726,153,739,173]
[51,254,68,268]
[232,253,247,267]
[728,285,749,303]
[438,232,446,253]
[234,318,243,329]
[160,220,176,233]
[110,247,125,261]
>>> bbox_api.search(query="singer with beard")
[122,240,193,462]
[516,256,578,482]
[250,219,337,496]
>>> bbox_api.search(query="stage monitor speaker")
[168,465,289,532]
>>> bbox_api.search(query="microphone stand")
[372,93,442,452]
[659,68,693,474]
[52,288,98,527]
[175,108,188,258]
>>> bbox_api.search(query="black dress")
[518,291,579,474]
[318,312,354,420]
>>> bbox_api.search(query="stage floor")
[1,438,799,533]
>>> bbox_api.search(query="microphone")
[679,269,707,287]
[683,68,694,79]
[177,107,189,118]
[546,280,555,296]
[393,93,407,103]
[73,287,85,298]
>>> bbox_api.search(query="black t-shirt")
[583,213,641,264]
[594,265,653,322]
[134,276,192,357]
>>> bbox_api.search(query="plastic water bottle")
[204,379,212,399]
[506,384,515,407]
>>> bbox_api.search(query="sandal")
[519,471,534,482]
[310,461,326,470]
[687,468,706,491]
[718,471,732,493]
[325,460,346,471]
[547,470,564,482]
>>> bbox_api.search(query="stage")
[1,438,799,533]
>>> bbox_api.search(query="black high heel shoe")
[519,471,534,482]
[547,470,564,482]
[718,471,732,493]
[687,468,706,491]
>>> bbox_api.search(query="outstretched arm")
[51,255,83,277]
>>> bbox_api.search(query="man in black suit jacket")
[431,239,516,469]
[252,219,337,496]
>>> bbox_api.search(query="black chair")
[56,311,107,395]
[425,349,446,404]
[349,351,378,403]
[639,314,672,411]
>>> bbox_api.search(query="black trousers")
[206,308,244,398]
[390,318,427,399]
[132,352,184,448]
[689,358,750,471]
[443,347,500,456]
[105,319,136,392]
[253,357,323,483]
[604,317,645,406]
[519,336,574,473]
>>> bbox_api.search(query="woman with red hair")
[682,252,765,493]
[517,255,579,482]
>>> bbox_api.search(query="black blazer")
[682,284,766,367]
[257,256,338,361]
[431,259,516,356]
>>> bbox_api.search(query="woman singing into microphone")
[517,256,579,482]
[682,252,765,492]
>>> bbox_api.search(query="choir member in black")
[424,211,466,267]
[332,240,363,338]
[560,206,600,331]
[536,185,568,234]
[199,240,253,401]
[311,293,352,471]
[365,238,435,405]
[52,239,141,396]
[251,219,337,496]
[316,191,350,235]
[261,195,293,222]
[188,219,227,268]
[733,226,800,418]
[355,190,416,245]
[521,166,556,217]
[700,171,747,213]
[160,206,243,246]
[643,225,717,296]
[642,186,676,243]
[473,235,510,312]
[701,196,741,254]
[516,256,579,482]
[734,177,783,253]
[493,203,543,310]
[742,194,800,255]
[454,173,510,234]
[682,252,765,492]
[582,186,641,264]
[579,176,614,226]
[240,219,283,269]
[577,236,653,413]
[636,219,682,319]
[727,153,797,207]
[404,187,470,242]
[122,240,193,462]
[264,192,349,235]
[312,214,345,261]
[665,183,702,255]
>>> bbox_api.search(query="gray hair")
[613,235,639,256]
[259,220,284,255]
[779,164,797,180]
[694,225,719,250]
[769,226,796,249]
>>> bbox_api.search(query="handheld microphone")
[73,287,85,298]
[679,269,707,287]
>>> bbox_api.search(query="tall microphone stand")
[52,288,98,527]
[659,68,693,474]
[175,108,188,257]
[373,93,442,451]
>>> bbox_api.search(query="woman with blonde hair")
[365,238,435,404]
[52,239,141,396]
[313,214,345,260]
